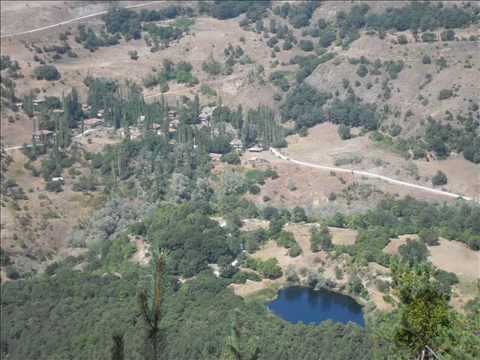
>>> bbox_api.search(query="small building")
[230,138,243,151]
[209,153,222,161]
[138,115,146,124]
[167,110,177,120]
[51,176,64,184]
[169,118,180,133]
[198,106,216,127]
[97,109,105,118]
[244,157,270,166]
[119,127,141,140]
[84,118,104,129]
[32,130,55,146]
[52,109,64,115]
[15,102,23,110]
[248,145,264,152]
[33,97,45,107]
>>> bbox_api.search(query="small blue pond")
[268,286,365,327]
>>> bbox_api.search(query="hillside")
[0,2,479,360]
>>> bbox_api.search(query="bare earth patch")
[428,239,479,281]
[330,227,358,246]
[241,218,270,232]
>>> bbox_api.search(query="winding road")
[4,128,101,151]
[269,147,475,202]
[0,2,158,38]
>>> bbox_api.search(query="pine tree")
[223,309,259,360]
[138,252,166,360]
[110,333,124,360]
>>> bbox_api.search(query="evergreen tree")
[138,252,166,360]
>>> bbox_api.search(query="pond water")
[267,286,365,327]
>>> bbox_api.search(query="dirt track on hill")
[0,2,157,38]
[270,147,475,202]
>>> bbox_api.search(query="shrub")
[356,64,368,78]
[421,32,436,42]
[220,152,240,165]
[288,244,302,257]
[397,34,408,44]
[318,30,336,48]
[440,30,455,41]
[431,170,447,186]
[202,55,222,76]
[128,50,138,60]
[419,228,439,246]
[299,39,314,51]
[375,279,390,293]
[310,225,332,252]
[248,184,261,195]
[338,124,351,140]
[438,89,453,100]
[33,65,61,81]
[399,239,429,266]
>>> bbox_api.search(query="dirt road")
[270,147,475,202]
[0,2,157,38]
[4,128,101,151]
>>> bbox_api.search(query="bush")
[422,55,431,64]
[431,170,448,186]
[202,55,223,76]
[5,265,20,280]
[398,239,429,266]
[440,30,455,41]
[128,50,138,60]
[438,89,453,100]
[338,124,351,140]
[245,257,282,279]
[33,65,61,81]
[288,244,302,257]
[248,184,261,195]
[375,279,390,293]
[45,180,63,192]
[397,34,408,44]
[421,32,436,42]
[356,64,368,78]
[310,225,332,252]
[299,39,314,51]
[291,206,307,222]
[419,228,439,246]
[220,152,240,165]
[72,175,97,192]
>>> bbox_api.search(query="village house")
[198,106,216,127]
[151,123,163,135]
[81,104,91,112]
[230,138,243,151]
[247,144,264,152]
[32,129,56,146]
[119,127,141,140]
[33,97,45,107]
[83,117,104,129]
[244,157,270,166]
[209,153,222,161]
[169,118,180,133]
